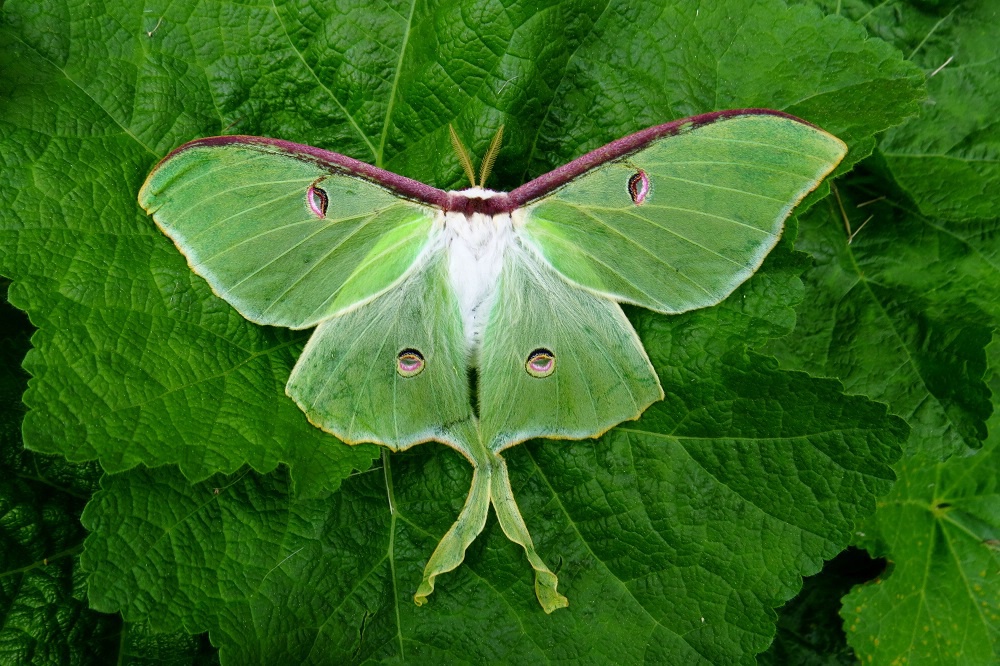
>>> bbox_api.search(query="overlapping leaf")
[798,0,1000,221]
[0,13,377,496]
[0,286,108,664]
[0,287,219,665]
[82,285,906,663]
[875,1,1000,222]
[767,180,995,459]
[772,4,1000,662]
[766,167,1000,663]
[842,441,1000,665]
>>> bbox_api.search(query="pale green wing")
[285,249,475,453]
[515,113,847,313]
[139,137,447,329]
[478,243,664,452]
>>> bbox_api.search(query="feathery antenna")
[478,124,504,187]
[449,125,477,187]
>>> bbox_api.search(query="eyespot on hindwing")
[397,348,425,377]
[525,348,555,378]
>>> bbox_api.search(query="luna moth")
[138,109,846,613]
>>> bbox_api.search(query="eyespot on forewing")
[627,170,649,205]
[397,348,425,378]
[306,180,329,218]
[525,348,555,378]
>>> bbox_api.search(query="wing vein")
[221,210,383,296]
[182,189,312,245]
[196,217,329,263]
[529,210,717,300]
[304,217,430,320]
[685,135,835,162]
[642,159,817,179]
[258,207,415,317]
[172,177,314,227]
[561,202,753,270]
[159,153,270,200]
[311,302,398,420]
[581,202,775,236]
[655,175,786,202]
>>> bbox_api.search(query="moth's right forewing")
[517,113,847,314]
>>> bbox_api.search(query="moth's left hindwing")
[139,140,438,329]
[286,248,475,452]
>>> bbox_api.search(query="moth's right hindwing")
[477,242,663,452]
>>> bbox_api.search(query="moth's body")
[441,187,512,354]
[138,110,847,612]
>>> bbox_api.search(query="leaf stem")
[908,7,957,60]
[0,543,83,578]
[382,449,396,515]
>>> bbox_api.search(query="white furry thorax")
[443,188,514,355]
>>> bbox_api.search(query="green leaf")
[764,160,999,662]
[87,198,898,664]
[838,341,1000,666]
[800,0,1000,221]
[0,0,924,661]
[0,0,922,494]
[767,174,995,458]
[513,1,924,186]
[0,284,219,665]
[758,548,886,666]
[0,284,110,664]
[0,32,378,495]
[842,438,1000,665]
[82,334,905,662]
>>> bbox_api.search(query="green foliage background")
[0,0,996,664]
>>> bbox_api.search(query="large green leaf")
[82,302,906,662]
[765,158,999,664]
[767,177,995,459]
[842,441,1000,665]
[773,5,1000,662]
[0,0,920,494]
[0,285,219,665]
[799,0,1000,221]
[0,0,924,661]
[844,338,1000,664]
[0,283,109,664]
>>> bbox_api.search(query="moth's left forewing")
[514,113,847,314]
[139,138,442,329]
